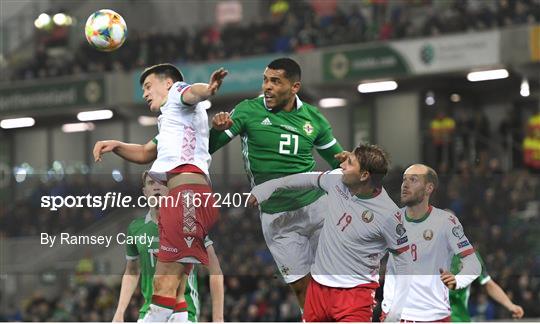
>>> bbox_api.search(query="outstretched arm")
[484,279,524,318]
[182,68,228,105]
[249,172,323,207]
[93,138,157,164]
[113,260,140,322]
[209,112,235,154]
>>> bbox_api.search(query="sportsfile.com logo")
[40,192,182,211]
[40,192,253,211]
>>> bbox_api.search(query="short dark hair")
[267,57,301,82]
[353,144,389,188]
[139,63,184,85]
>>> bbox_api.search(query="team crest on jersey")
[396,223,406,236]
[303,122,314,135]
[362,210,374,223]
[452,225,465,238]
[423,229,434,241]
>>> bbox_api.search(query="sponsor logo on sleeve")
[177,82,190,92]
[457,240,470,248]
[452,225,465,238]
[397,236,409,245]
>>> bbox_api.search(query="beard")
[401,191,425,207]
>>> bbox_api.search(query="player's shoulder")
[235,97,265,110]
[371,189,402,221]
[127,216,147,231]
[300,100,326,118]
[432,206,463,225]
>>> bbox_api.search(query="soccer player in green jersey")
[112,171,224,322]
[210,57,346,308]
[450,251,524,321]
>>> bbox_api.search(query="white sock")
[167,311,188,322]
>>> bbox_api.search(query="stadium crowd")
[6,0,540,81]
[2,160,539,321]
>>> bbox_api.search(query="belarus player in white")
[93,63,227,322]
[249,144,412,322]
[382,164,481,322]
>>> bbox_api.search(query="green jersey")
[210,96,343,213]
[126,212,208,321]
[449,251,491,322]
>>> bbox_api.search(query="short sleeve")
[382,210,409,255]
[313,112,337,150]
[445,214,475,258]
[125,223,139,260]
[476,252,491,285]
[225,101,250,138]
[167,82,193,108]
[317,169,343,193]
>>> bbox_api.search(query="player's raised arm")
[93,138,157,164]
[249,172,326,207]
[182,68,228,105]
[113,259,141,322]
[209,102,249,154]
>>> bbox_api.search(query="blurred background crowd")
[5,0,540,81]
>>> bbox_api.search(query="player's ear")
[291,81,301,95]
[426,182,434,195]
[360,170,370,182]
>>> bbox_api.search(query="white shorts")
[260,195,327,284]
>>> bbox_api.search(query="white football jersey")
[149,81,212,181]
[383,206,475,321]
[311,170,410,288]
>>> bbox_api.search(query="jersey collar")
[354,187,382,200]
[405,205,433,223]
[263,94,303,111]
[144,210,155,224]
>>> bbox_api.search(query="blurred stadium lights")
[199,100,212,110]
[450,93,461,103]
[14,167,27,183]
[35,12,73,29]
[357,80,398,93]
[34,13,51,29]
[77,109,113,121]
[0,117,35,129]
[62,122,95,133]
[520,78,530,97]
[319,98,347,109]
[467,68,509,82]
[138,116,158,126]
[52,13,73,26]
[425,91,435,106]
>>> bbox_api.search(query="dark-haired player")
[248,144,412,322]
[93,63,227,322]
[210,57,346,309]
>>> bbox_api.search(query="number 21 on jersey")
[279,134,298,155]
